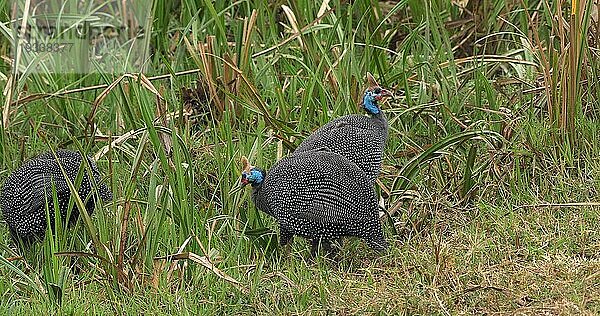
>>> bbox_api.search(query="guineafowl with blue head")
[1,149,112,247]
[240,150,387,256]
[294,72,393,184]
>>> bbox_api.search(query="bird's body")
[0,150,112,246]
[294,73,391,184]
[240,73,392,255]
[243,150,387,253]
[294,112,388,184]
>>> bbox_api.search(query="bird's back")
[295,114,387,183]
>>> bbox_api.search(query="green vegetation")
[1,0,599,314]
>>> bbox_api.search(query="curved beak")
[229,177,247,195]
[374,89,394,101]
[380,89,393,98]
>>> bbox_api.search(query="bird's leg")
[309,239,320,257]
[323,239,341,258]
[279,227,294,257]
[281,243,292,258]
[279,227,294,246]
[365,236,389,253]
[310,238,337,258]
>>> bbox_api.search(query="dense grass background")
[0,0,599,314]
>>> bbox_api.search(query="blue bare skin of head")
[362,72,393,115]
[240,156,265,187]
[241,168,264,187]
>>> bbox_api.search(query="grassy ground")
[1,0,599,314]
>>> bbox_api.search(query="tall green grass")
[0,0,598,314]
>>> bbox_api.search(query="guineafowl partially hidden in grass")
[294,73,393,184]
[240,151,387,255]
[0,150,112,247]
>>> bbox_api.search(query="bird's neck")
[369,110,389,138]
[251,184,272,216]
[370,109,385,120]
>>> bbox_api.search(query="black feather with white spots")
[0,150,112,246]
[294,87,389,184]
[294,112,387,184]
[246,150,387,252]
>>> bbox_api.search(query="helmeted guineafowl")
[1,149,112,246]
[240,150,387,255]
[294,73,392,184]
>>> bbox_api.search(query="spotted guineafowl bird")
[1,149,112,246]
[294,72,392,184]
[240,150,387,255]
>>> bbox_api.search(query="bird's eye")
[374,87,382,94]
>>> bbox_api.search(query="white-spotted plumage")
[242,150,387,253]
[294,73,392,184]
[0,150,112,246]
